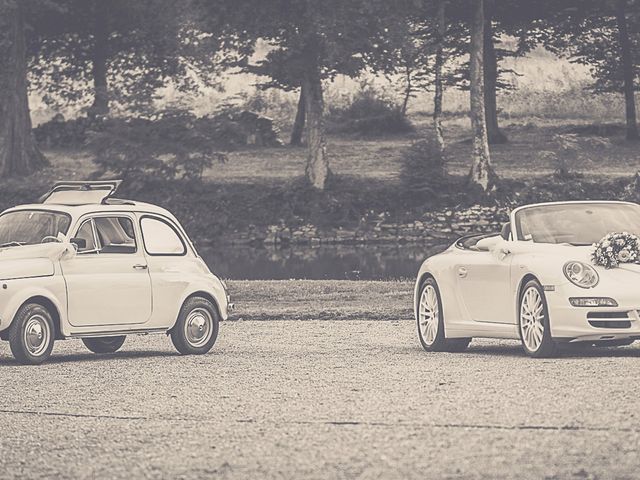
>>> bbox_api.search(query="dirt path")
[1,320,640,479]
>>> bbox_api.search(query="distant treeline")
[0,0,638,193]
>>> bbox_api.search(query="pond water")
[198,242,451,280]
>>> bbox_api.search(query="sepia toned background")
[1,0,640,478]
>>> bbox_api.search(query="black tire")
[170,297,220,355]
[8,303,55,365]
[417,278,471,353]
[82,336,126,354]
[518,279,558,358]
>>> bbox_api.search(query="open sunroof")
[39,180,123,206]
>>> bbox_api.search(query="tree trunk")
[290,84,306,146]
[302,64,330,190]
[401,66,412,117]
[468,0,496,192]
[90,0,109,117]
[0,1,47,177]
[616,0,639,140]
[433,0,446,156]
[483,0,507,144]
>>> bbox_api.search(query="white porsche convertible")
[414,201,640,357]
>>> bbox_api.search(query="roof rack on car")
[39,180,123,205]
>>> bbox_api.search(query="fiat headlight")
[563,261,599,288]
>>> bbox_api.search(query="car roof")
[4,200,178,221]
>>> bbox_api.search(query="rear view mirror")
[70,237,87,250]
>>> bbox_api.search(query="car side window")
[75,220,98,253]
[94,217,137,254]
[140,217,186,255]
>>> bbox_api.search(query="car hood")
[0,243,70,281]
[503,241,640,287]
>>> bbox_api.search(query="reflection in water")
[199,242,451,280]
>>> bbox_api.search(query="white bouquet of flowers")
[592,232,640,269]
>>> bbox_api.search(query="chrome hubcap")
[419,285,439,345]
[520,287,545,352]
[184,308,212,347]
[24,315,50,356]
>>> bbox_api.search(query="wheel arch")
[515,273,542,321]
[180,291,222,321]
[2,295,63,341]
[415,271,437,319]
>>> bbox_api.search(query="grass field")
[227,280,414,321]
[41,114,640,187]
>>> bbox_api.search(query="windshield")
[515,203,640,245]
[0,210,71,246]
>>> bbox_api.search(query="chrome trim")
[68,328,168,339]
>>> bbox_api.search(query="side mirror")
[70,237,87,250]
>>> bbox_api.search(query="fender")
[0,278,67,336]
[173,277,230,328]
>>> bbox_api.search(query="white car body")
[414,201,640,351]
[0,181,231,363]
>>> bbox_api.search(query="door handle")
[457,267,468,278]
[133,264,148,270]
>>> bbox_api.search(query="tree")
[433,0,447,155]
[206,0,394,190]
[616,0,639,139]
[468,0,496,191]
[29,0,225,117]
[539,0,639,140]
[483,0,508,143]
[290,85,306,146]
[0,0,47,176]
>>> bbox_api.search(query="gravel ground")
[1,320,640,479]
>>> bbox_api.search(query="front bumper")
[547,289,640,341]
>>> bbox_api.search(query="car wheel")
[8,303,55,365]
[417,278,471,353]
[170,297,220,355]
[518,279,558,358]
[82,336,126,354]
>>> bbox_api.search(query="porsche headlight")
[563,261,599,288]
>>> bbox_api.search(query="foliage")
[537,133,611,180]
[535,0,640,95]
[200,0,399,90]
[399,137,448,196]
[26,0,233,114]
[35,106,282,150]
[87,111,227,188]
[326,85,414,137]
[235,90,298,133]
[366,6,438,115]
[34,115,100,147]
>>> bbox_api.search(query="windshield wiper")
[567,242,592,246]
[0,241,26,248]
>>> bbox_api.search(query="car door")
[138,214,198,326]
[454,245,514,323]
[61,214,153,327]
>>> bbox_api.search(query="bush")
[36,107,282,152]
[88,112,225,189]
[326,87,414,137]
[399,138,448,197]
[236,90,298,133]
[34,115,103,148]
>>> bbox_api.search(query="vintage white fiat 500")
[0,181,232,364]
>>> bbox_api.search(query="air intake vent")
[586,311,629,320]
[588,320,631,329]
